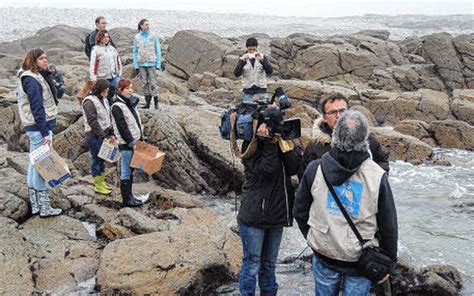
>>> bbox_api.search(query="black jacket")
[85,29,116,59]
[299,120,390,179]
[111,95,142,150]
[237,139,302,228]
[294,149,398,275]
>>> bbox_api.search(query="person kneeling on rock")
[82,79,115,195]
[111,79,144,207]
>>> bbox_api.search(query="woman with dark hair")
[17,48,62,217]
[132,19,161,109]
[111,79,144,207]
[82,79,115,195]
[89,30,122,104]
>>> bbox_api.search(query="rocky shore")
[0,25,472,294]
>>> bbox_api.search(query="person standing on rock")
[17,48,63,218]
[299,93,389,179]
[89,30,122,105]
[82,79,115,195]
[48,64,65,99]
[294,111,398,296]
[133,19,161,110]
[111,79,144,207]
[237,122,302,295]
[234,37,273,102]
[85,16,116,60]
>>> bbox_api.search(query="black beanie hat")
[246,37,258,47]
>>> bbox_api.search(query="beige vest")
[242,59,267,89]
[17,70,57,127]
[82,95,112,133]
[93,45,120,79]
[111,97,143,145]
[135,33,157,64]
[307,159,385,262]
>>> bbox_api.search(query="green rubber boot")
[93,175,112,195]
[100,172,113,191]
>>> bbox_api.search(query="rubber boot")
[120,180,142,207]
[28,188,40,215]
[129,173,144,204]
[37,190,63,218]
[93,175,112,195]
[144,95,151,109]
[100,172,112,191]
[153,96,159,110]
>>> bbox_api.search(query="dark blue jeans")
[85,137,105,177]
[239,223,283,296]
[312,255,372,296]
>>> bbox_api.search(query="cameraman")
[237,122,302,296]
[234,37,273,103]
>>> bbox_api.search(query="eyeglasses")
[325,108,347,116]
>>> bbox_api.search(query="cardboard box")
[130,141,165,175]
[30,145,71,188]
[98,138,120,163]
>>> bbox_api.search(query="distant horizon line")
[2,6,472,19]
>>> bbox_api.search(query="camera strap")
[321,166,365,246]
[229,111,259,158]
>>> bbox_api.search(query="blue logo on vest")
[327,180,364,218]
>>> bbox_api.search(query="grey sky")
[3,0,473,17]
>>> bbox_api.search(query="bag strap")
[321,166,365,246]
[229,111,259,159]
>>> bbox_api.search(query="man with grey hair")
[294,111,398,295]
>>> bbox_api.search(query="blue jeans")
[239,224,283,296]
[312,255,372,296]
[85,137,105,177]
[120,149,133,180]
[26,130,52,191]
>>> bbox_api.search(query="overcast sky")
[2,0,473,17]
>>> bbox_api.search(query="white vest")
[17,70,57,127]
[82,95,112,133]
[93,45,120,79]
[242,59,267,89]
[135,32,158,64]
[307,159,385,262]
[111,97,143,145]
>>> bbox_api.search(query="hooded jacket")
[299,118,390,179]
[237,139,302,228]
[294,149,398,275]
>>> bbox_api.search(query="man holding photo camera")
[234,37,273,102]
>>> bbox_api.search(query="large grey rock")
[0,25,89,56]
[452,34,474,88]
[166,30,233,79]
[394,120,436,146]
[96,208,241,295]
[421,33,466,90]
[0,217,37,295]
[371,128,433,164]
[430,120,474,151]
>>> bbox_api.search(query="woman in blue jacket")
[18,48,63,218]
[133,19,161,109]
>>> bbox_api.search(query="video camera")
[220,87,301,141]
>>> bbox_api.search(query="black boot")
[144,95,151,109]
[120,180,142,207]
[153,96,159,110]
[129,173,145,204]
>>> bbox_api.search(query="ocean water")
[203,148,474,295]
[0,7,472,43]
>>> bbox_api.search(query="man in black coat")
[237,122,302,296]
[299,93,389,179]
[84,16,116,59]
